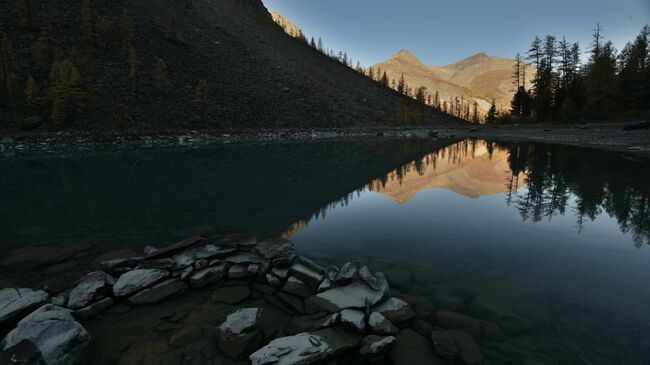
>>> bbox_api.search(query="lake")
[1,138,649,364]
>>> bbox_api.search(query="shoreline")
[1,123,649,158]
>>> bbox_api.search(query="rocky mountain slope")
[374,50,534,113]
[0,0,460,131]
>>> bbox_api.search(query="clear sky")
[262,0,650,66]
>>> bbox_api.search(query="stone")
[225,252,266,265]
[319,313,340,328]
[146,236,204,259]
[137,258,176,270]
[73,297,114,320]
[285,316,318,335]
[211,286,251,304]
[449,288,479,303]
[334,262,358,283]
[99,257,144,274]
[189,264,227,288]
[219,308,263,335]
[384,267,412,289]
[449,330,482,365]
[290,263,324,288]
[194,244,237,260]
[368,312,398,334]
[435,310,482,339]
[247,263,261,275]
[372,297,414,323]
[127,279,187,305]
[467,296,530,335]
[50,294,68,308]
[282,276,314,298]
[143,246,159,256]
[252,282,277,295]
[169,326,205,347]
[216,233,257,249]
[359,335,397,357]
[249,327,360,365]
[0,288,49,329]
[410,319,434,337]
[2,305,91,365]
[296,256,324,273]
[0,339,46,365]
[481,321,507,341]
[272,267,290,279]
[254,238,294,260]
[228,264,249,278]
[340,309,366,333]
[217,308,263,359]
[194,259,209,270]
[324,265,339,281]
[307,281,388,313]
[434,294,466,312]
[172,249,197,269]
[358,266,388,292]
[67,271,113,310]
[266,273,283,287]
[388,329,452,365]
[318,278,332,292]
[113,269,170,297]
[180,266,194,281]
[430,330,458,359]
[276,292,305,314]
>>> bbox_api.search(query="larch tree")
[49,59,84,124]
[25,75,38,105]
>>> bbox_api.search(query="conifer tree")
[317,38,323,52]
[486,100,497,124]
[397,73,406,94]
[472,102,480,123]
[310,37,316,48]
[380,71,389,87]
[25,75,38,104]
[154,58,170,94]
[50,59,83,124]
[434,91,440,109]
[415,86,427,104]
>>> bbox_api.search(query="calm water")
[1,139,649,363]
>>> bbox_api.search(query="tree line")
[503,24,649,124]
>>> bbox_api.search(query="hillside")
[375,50,534,114]
[0,0,461,131]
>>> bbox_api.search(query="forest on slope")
[0,0,460,132]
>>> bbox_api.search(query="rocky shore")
[0,234,532,365]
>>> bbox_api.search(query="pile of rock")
[0,233,531,364]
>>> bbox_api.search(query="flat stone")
[434,294,466,312]
[360,335,397,357]
[277,292,305,314]
[99,257,144,274]
[194,259,209,270]
[137,258,176,270]
[113,269,170,297]
[410,319,434,337]
[189,264,227,288]
[216,233,257,248]
[372,297,414,323]
[430,330,458,359]
[384,267,412,289]
[219,308,263,335]
[143,246,159,256]
[218,325,262,360]
[254,238,294,260]
[247,263,261,275]
[272,267,290,279]
[334,262,358,283]
[74,297,114,320]
[435,310,482,339]
[211,286,251,304]
[340,309,366,333]
[368,312,398,334]
[324,265,339,281]
[249,327,360,365]
[171,249,197,269]
[2,305,91,365]
[388,329,452,365]
[358,266,388,292]
[318,278,332,292]
[285,316,318,335]
[146,236,204,259]
[308,281,388,313]
[481,321,507,341]
[0,288,49,328]
[127,279,187,305]
[225,252,266,265]
[296,256,324,273]
[228,264,249,278]
[290,263,324,288]
[194,244,237,260]
[318,313,340,329]
[266,273,283,287]
[67,271,113,310]
[180,266,194,281]
[282,276,314,298]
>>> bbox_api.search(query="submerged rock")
[430,330,458,359]
[435,310,482,339]
[113,269,170,297]
[194,244,237,260]
[449,330,482,365]
[359,335,397,357]
[211,286,251,304]
[334,262,358,283]
[219,308,263,335]
[127,279,187,304]
[389,329,452,365]
[0,288,49,329]
[467,296,530,335]
[67,271,114,310]
[372,297,414,323]
[2,305,91,365]
[368,312,398,335]
[0,339,46,365]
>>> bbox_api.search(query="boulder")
[295,256,324,273]
[217,308,263,360]
[282,276,314,298]
[254,238,293,260]
[145,236,204,259]
[318,278,332,292]
[225,252,266,265]
[194,259,209,270]
[189,264,227,288]
[216,233,257,249]
[307,281,388,313]
[67,271,114,310]
[2,305,91,365]
[388,329,452,365]
[0,288,49,329]
[228,264,249,278]
[127,279,187,305]
[467,296,530,335]
[113,269,170,297]
[73,297,114,320]
[0,339,46,365]
[194,244,237,260]
[290,263,324,289]
[359,335,397,357]
[358,266,388,292]
[372,297,414,323]
[430,330,458,359]
[324,265,339,281]
[334,262,358,283]
[340,309,366,333]
[249,327,360,365]
[368,312,398,335]
[171,249,197,269]
[435,310,481,339]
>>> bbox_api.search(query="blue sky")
[263,0,650,66]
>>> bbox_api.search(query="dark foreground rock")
[0,288,49,330]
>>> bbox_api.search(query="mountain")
[268,9,302,38]
[0,0,461,131]
[374,50,533,114]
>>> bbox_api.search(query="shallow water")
[1,138,649,363]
